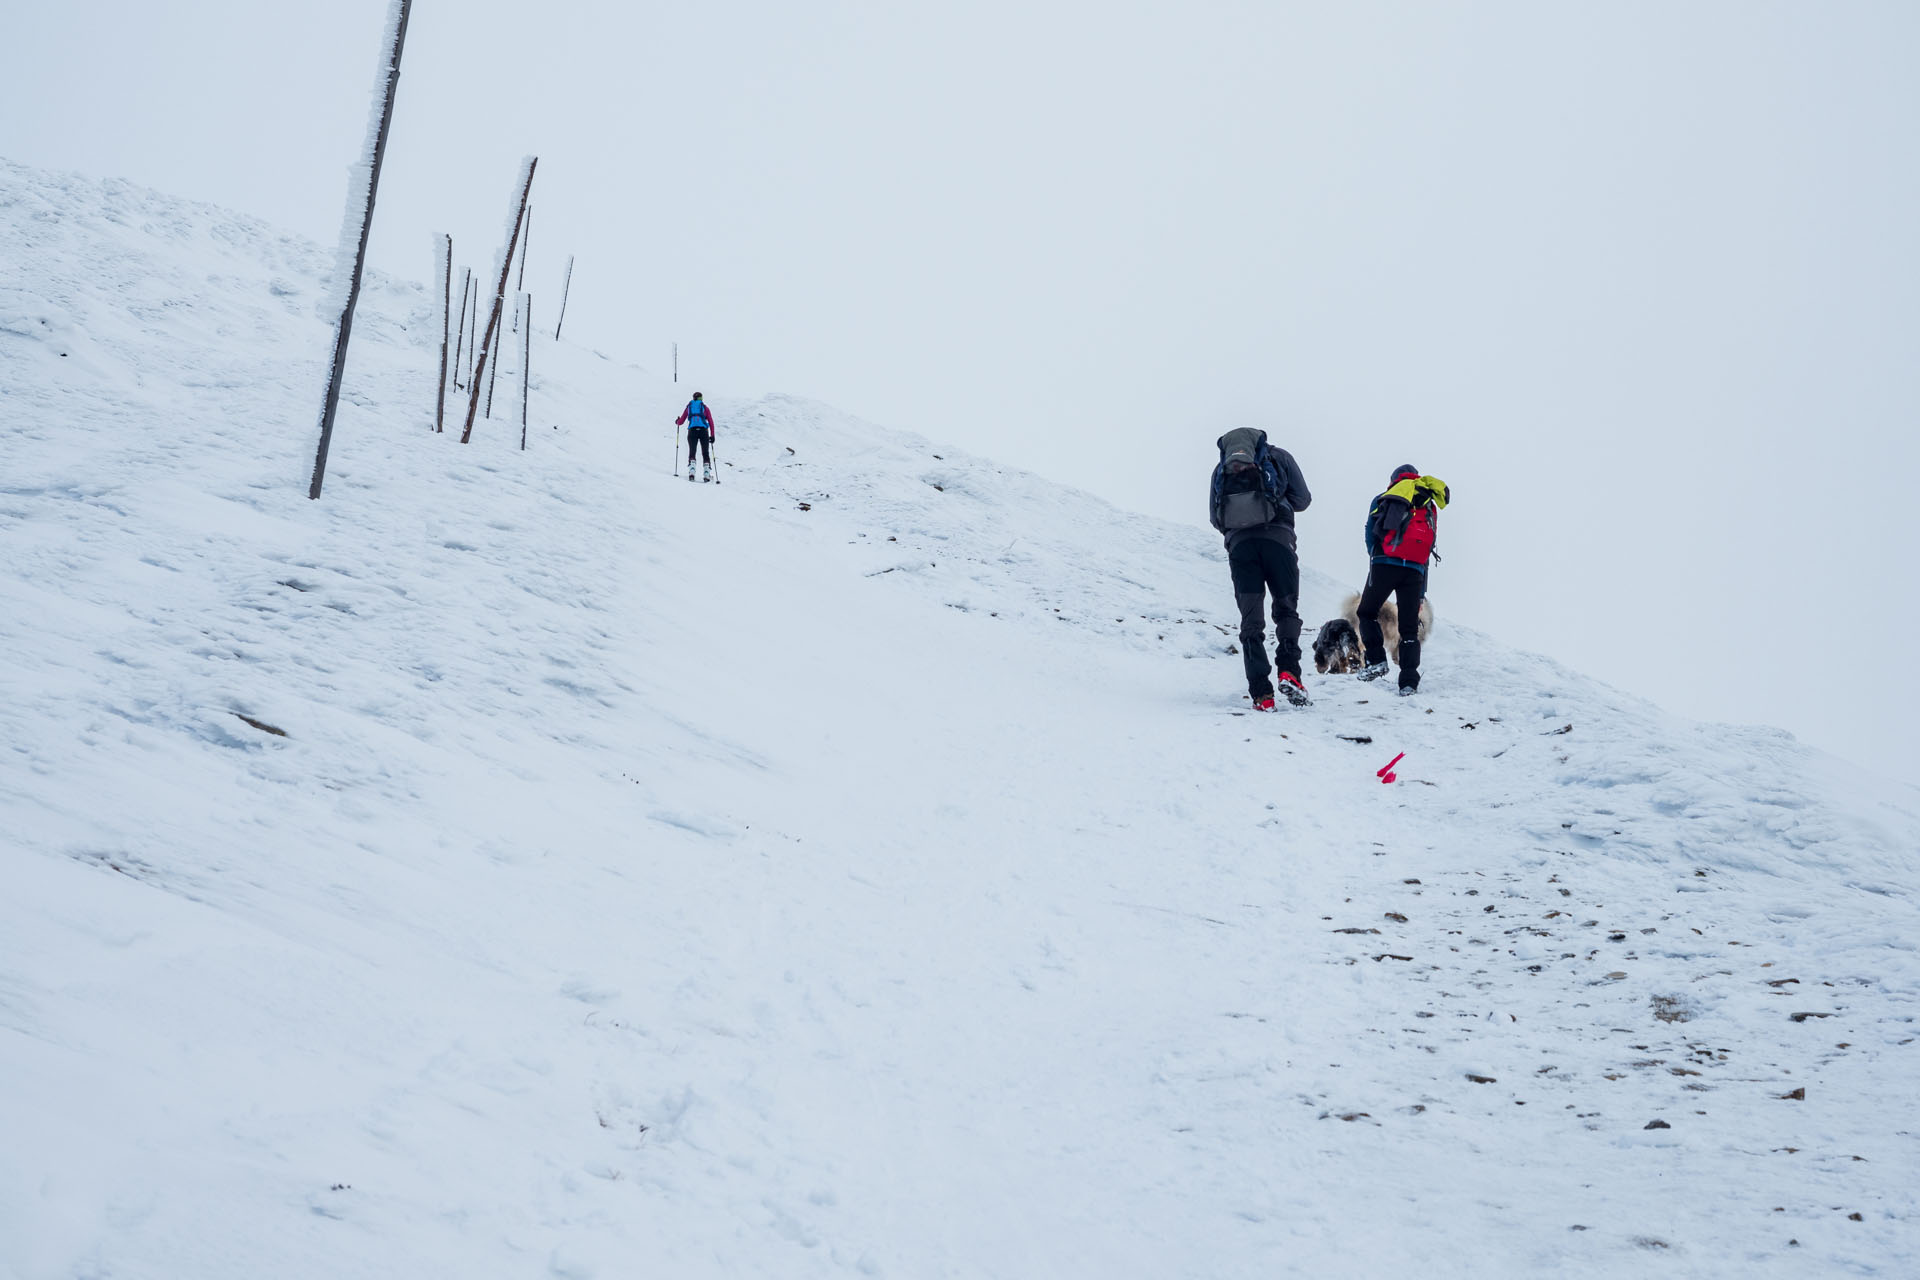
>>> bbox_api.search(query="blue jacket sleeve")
[1268,446,1311,513]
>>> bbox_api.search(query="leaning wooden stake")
[553,254,574,340]
[433,232,451,432]
[310,0,414,499]
[460,156,537,443]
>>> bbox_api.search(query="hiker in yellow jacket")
[1358,465,1450,693]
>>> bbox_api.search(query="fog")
[7,0,1916,780]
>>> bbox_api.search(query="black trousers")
[1356,562,1426,690]
[1228,535,1302,697]
[687,427,711,465]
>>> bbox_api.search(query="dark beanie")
[1391,464,1420,483]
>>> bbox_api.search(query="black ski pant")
[1356,562,1427,691]
[687,427,711,466]
[1228,535,1303,698]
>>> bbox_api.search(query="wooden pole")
[553,254,574,340]
[517,207,531,292]
[450,266,470,389]
[434,233,451,432]
[466,283,478,386]
[310,0,413,499]
[509,208,531,333]
[520,292,532,451]
[485,316,500,417]
[461,157,537,443]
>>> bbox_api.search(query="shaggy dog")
[1311,617,1364,675]
[1313,592,1434,674]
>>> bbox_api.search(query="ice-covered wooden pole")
[465,284,478,385]
[485,318,500,417]
[450,267,471,390]
[509,210,531,333]
[461,156,537,443]
[517,207,532,293]
[519,292,532,450]
[433,233,451,432]
[553,255,574,340]
[309,0,413,499]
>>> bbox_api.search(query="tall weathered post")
[434,233,451,432]
[461,157,538,444]
[310,0,413,499]
[553,255,574,340]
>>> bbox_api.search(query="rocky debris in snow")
[1649,995,1693,1023]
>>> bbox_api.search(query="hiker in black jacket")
[1209,427,1313,709]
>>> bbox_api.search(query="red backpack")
[1380,502,1437,563]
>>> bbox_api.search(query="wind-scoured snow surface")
[3,158,1918,1278]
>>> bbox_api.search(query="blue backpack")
[1211,428,1286,530]
[686,399,710,430]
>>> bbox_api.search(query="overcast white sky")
[6,1,1918,781]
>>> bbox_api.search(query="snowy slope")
[3,159,1918,1279]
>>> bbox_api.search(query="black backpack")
[1211,428,1286,530]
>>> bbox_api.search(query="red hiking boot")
[1276,671,1312,707]
[1251,694,1277,712]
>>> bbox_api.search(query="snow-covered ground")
[4,158,1918,1278]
